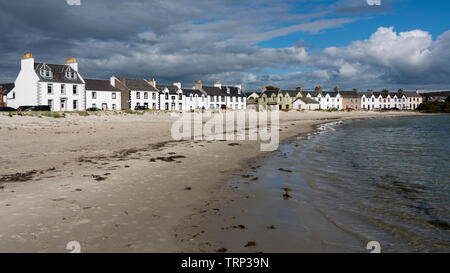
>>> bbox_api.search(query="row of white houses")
[302,88,422,111]
[2,54,246,111]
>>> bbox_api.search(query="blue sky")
[1,0,450,91]
[259,0,450,49]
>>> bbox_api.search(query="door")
[60,99,67,111]
[102,103,108,110]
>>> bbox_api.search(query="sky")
[0,0,449,92]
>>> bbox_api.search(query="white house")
[221,84,246,110]
[85,79,122,110]
[183,88,207,110]
[292,97,320,110]
[7,53,86,111]
[155,82,184,111]
[307,91,342,110]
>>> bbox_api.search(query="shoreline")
[0,110,426,252]
[175,112,431,253]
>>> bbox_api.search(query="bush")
[416,102,450,113]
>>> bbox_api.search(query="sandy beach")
[0,110,423,253]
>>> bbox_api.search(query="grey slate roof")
[119,78,158,92]
[85,79,120,92]
[202,86,227,97]
[34,63,84,84]
[156,84,179,94]
[0,83,15,95]
[222,86,245,97]
[261,90,278,97]
[339,91,359,98]
[402,91,421,98]
[279,90,300,97]
[302,91,316,97]
[322,91,338,98]
[182,88,204,96]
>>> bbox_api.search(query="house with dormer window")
[155,81,184,111]
[6,53,85,111]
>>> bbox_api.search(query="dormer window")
[65,69,77,80]
[40,65,53,79]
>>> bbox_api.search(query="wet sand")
[0,110,422,252]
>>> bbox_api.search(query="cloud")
[66,0,81,6]
[0,1,449,92]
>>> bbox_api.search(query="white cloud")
[66,0,81,6]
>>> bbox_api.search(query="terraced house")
[338,88,360,110]
[155,81,184,111]
[85,79,122,110]
[6,53,86,111]
[111,77,159,110]
[258,89,280,110]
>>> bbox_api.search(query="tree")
[265,86,280,91]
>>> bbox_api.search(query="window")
[152,93,156,100]
[144,103,148,109]
[165,93,169,100]
[73,100,78,110]
[179,94,182,100]
[41,68,53,78]
[144,92,148,99]
[202,96,205,102]
[12,92,15,99]
[48,99,53,110]
[112,104,116,110]
[171,96,176,101]
[136,92,140,99]
[152,103,156,109]
[190,95,193,101]
[65,70,77,80]
[48,84,53,94]
[73,85,77,95]
[92,92,97,99]
[112,92,116,99]
[61,84,65,95]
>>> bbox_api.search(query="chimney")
[296,85,302,92]
[195,80,202,90]
[353,88,358,93]
[110,75,116,87]
[235,84,242,94]
[173,82,181,89]
[315,86,323,94]
[262,86,267,92]
[214,80,222,89]
[368,89,373,95]
[21,52,35,71]
[66,57,78,71]
[148,78,156,87]
[334,85,340,92]
[416,89,419,95]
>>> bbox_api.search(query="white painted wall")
[40,82,85,111]
[185,94,207,110]
[159,90,184,111]
[6,57,40,108]
[86,90,121,110]
[130,90,159,110]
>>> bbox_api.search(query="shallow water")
[228,115,449,252]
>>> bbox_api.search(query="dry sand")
[0,110,422,252]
